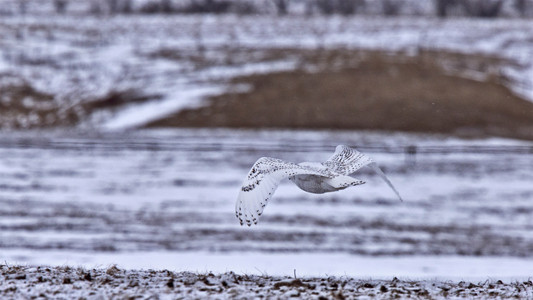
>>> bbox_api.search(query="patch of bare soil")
[1,265,532,299]
[0,75,158,130]
[148,49,533,140]
[0,77,76,129]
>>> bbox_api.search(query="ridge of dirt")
[147,49,533,140]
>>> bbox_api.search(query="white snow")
[99,85,225,130]
[3,249,533,282]
[0,129,532,279]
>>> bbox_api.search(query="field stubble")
[1,265,533,299]
[0,130,531,258]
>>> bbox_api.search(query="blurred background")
[0,0,533,279]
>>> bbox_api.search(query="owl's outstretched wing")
[323,145,374,175]
[236,157,329,226]
[324,145,403,202]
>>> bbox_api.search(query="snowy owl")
[236,145,403,226]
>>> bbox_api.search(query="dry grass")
[148,49,533,140]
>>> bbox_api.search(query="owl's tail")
[368,162,403,202]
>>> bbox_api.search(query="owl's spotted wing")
[236,157,329,226]
[324,145,403,202]
[323,145,374,175]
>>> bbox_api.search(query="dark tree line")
[436,0,505,18]
[311,0,365,15]
[36,0,533,18]
[89,0,133,14]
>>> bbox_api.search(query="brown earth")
[147,49,533,140]
[0,79,72,129]
[0,79,158,130]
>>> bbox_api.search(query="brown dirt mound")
[147,50,533,140]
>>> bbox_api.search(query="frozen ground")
[0,15,533,129]
[0,129,532,280]
[2,265,533,299]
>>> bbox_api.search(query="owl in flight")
[236,145,402,226]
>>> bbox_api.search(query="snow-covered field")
[1,129,532,281]
[1,13,533,296]
[1,15,533,129]
[3,265,533,299]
